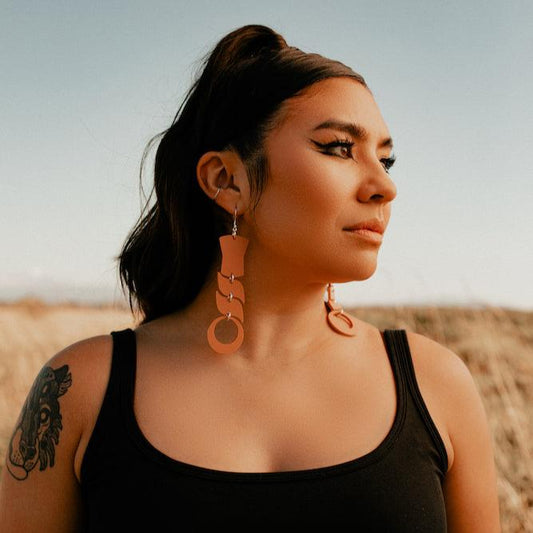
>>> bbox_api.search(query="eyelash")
[382,154,397,173]
[313,139,397,174]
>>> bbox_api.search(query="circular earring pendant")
[324,283,356,337]
[326,307,357,336]
[207,314,245,354]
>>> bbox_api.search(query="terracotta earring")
[207,199,249,354]
[325,283,356,336]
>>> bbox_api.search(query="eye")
[312,139,354,159]
[381,153,397,174]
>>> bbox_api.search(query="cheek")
[253,147,348,252]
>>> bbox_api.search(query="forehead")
[277,77,390,139]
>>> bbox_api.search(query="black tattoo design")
[7,364,72,480]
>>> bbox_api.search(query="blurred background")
[1,0,532,310]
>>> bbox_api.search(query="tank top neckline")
[117,328,409,482]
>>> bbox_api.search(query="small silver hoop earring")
[212,187,222,201]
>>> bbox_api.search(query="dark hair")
[118,24,367,323]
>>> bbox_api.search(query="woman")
[0,24,500,531]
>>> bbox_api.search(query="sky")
[1,0,532,310]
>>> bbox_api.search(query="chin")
[358,270,377,281]
[333,263,377,283]
[351,259,379,281]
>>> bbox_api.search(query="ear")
[196,150,250,215]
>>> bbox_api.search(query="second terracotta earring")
[325,283,356,336]
[207,206,249,354]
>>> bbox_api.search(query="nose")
[356,158,397,203]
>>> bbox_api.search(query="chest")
[133,344,399,473]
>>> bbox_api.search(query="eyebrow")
[313,120,394,149]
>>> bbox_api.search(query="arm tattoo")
[7,364,72,480]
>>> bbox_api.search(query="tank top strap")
[382,329,411,395]
[382,329,448,472]
[80,328,137,485]
[109,328,136,404]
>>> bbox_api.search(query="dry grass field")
[0,299,531,531]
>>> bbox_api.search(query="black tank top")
[80,328,448,532]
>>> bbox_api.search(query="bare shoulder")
[404,329,475,390]
[49,334,115,479]
[48,333,114,400]
[0,333,114,532]
[403,330,492,470]
[3,333,114,483]
[41,334,114,431]
[404,329,484,416]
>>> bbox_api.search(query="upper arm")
[407,331,501,533]
[0,334,112,533]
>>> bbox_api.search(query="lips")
[343,218,385,234]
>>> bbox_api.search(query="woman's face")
[245,77,397,284]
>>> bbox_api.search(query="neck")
[179,252,339,362]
